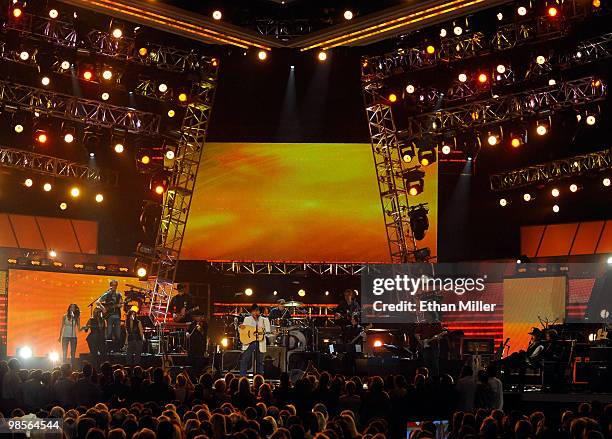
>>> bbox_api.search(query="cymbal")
[365,328,393,333]
[284,301,304,307]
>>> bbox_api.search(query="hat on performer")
[528,327,542,336]
[277,299,286,304]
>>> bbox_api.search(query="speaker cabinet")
[221,350,242,372]
[264,346,286,378]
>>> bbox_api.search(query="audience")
[0,357,608,439]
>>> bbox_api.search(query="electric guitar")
[350,323,373,344]
[173,306,200,322]
[420,330,449,349]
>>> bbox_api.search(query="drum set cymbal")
[284,300,304,308]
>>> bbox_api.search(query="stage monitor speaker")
[264,346,286,378]
[221,350,242,372]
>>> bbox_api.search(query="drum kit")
[222,300,312,351]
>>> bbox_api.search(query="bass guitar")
[174,306,200,322]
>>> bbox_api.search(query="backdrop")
[7,270,141,357]
[181,143,438,262]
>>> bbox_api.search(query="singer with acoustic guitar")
[239,303,270,377]
[96,279,123,350]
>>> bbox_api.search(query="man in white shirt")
[240,304,271,376]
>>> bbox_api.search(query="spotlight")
[165,150,175,160]
[499,198,508,207]
[158,83,168,93]
[70,187,80,198]
[404,168,425,196]
[496,64,506,74]
[510,133,525,148]
[453,26,463,36]
[426,45,435,55]
[298,289,306,297]
[551,188,560,197]
[603,177,611,187]
[440,28,447,37]
[536,55,546,65]
[12,6,23,18]
[112,28,123,39]
[406,84,415,94]
[101,92,110,101]
[523,193,533,202]
[95,194,104,203]
[458,73,467,83]
[82,70,93,81]
[400,143,416,163]
[318,51,327,62]
[178,93,188,102]
[19,51,29,61]
[151,172,169,195]
[478,73,488,83]
[89,152,95,158]
[60,60,71,70]
[536,120,549,136]
[18,346,32,359]
[60,202,67,210]
[547,6,558,17]
[408,205,429,240]
[102,69,113,80]
[220,337,229,348]
[553,204,560,213]
[373,340,383,348]
[418,147,436,166]
[167,109,176,118]
[48,351,59,362]
[212,10,222,20]
[593,0,601,7]
[569,183,578,193]
[586,115,597,126]
[388,93,397,103]
[24,178,33,187]
[441,144,452,155]
[141,154,151,165]
[245,288,253,296]
[273,291,278,296]
[43,183,52,192]
[548,78,557,86]
[257,50,268,61]
[138,47,148,56]
[35,131,48,144]
[344,10,354,20]
[137,267,147,278]
[154,184,164,195]
[14,124,24,134]
[49,9,59,19]
[41,76,51,86]
[497,12,504,20]
[517,6,528,15]
[114,143,124,153]
[487,133,499,146]
[49,249,57,258]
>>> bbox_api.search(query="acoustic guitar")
[238,325,281,345]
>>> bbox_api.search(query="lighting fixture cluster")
[22,178,105,206]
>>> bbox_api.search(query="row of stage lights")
[498,178,611,211]
[22,178,104,207]
[242,287,320,298]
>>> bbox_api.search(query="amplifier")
[221,350,242,372]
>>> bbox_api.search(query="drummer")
[268,299,292,325]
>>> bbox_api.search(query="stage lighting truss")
[362,81,427,263]
[402,76,606,139]
[254,19,314,40]
[489,148,612,191]
[4,9,216,74]
[0,146,119,186]
[0,80,161,134]
[204,261,370,276]
[135,79,178,102]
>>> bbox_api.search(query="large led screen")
[181,143,438,262]
[7,270,142,357]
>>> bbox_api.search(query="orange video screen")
[181,143,438,262]
[7,270,143,357]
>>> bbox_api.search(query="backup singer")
[82,306,106,364]
[58,304,81,364]
[97,280,123,348]
[240,304,270,376]
[125,309,144,365]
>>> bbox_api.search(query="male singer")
[240,304,270,376]
[97,280,123,349]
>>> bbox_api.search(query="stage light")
[245,288,253,296]
[41,76,50,86]
[441,144,451,155]
[607,256,612,265]
[344,10,354,20]
[114,143,124,153]
[499,198,508,207]
[60,202,67,210]
[400,143,416,163]
[101,92,110,101]
[83,70,93,81]
[536,121,548,136]
[154,184,164,195]
[510,134,523,148]
[487,133,499,146]
[139,47,148,56]
[167,109,176,118]
[165,150,175,160]
[36,131,48,144]
[257,50,268,61]
[141,155,151,165]
[426,45,435,55]
[212,10,222,20]
[405,84,415,94]
[14,124,24,133]
[570,183,578,193]
[178,93,188,102]
[49,249,57,258]
[220,338,229,348]
[496,64,506,74]
[24,178,33,187]
[318,51,327,62]
[517,6,528,15]
[112,28,123,39]
[603,177,610,187]
[43,183,52,192]
[18,346,32,359]
[158,83,168,93]
[458,73,467,83]
[388,93,397,103]
[550,188,560,197]
[19,51,29,61]
[95,194,104,203]
[137,267,147,278]
[536,55,546,65]
[592,0,601,7]
[453,26,462,36]
[12,7,22,18]
[70,187,80,197]
[273,291,278,296]
[440,28,447,37]
[418,147,436,166]
[552,204,560,213]
[478,73,488,83]
[404,168,425,196]
[48,351,59,362]
[49,9,59,19]
[298,289,306,297]
[89,151,95,158]
[586,115,597,126]
[547,6,558,17]
[102,69,113,80]
[523,193,532,201]
[373,340,383,348]
[548,79,556,86]
[61,60,71,70]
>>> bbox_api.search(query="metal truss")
[147,73,218,322]
[490,148,612,191]
[363,82,421,264]
[0,146,119,186]
[5,11,215,74]
[403,76,607,138]
[0,80,160,134]
[253,19,313,40]
[204,261,370,276]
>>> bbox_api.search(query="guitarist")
[240,304,271,377]
[170,284,196,323]
[97,280,123,350]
